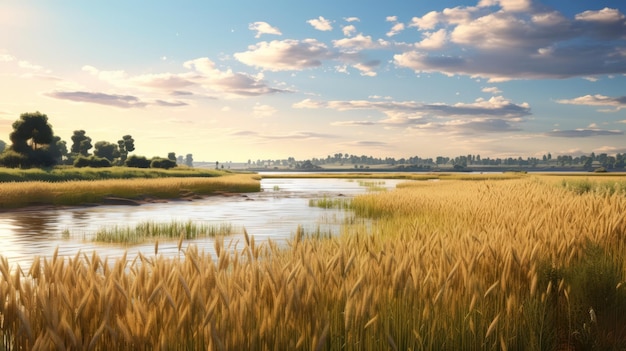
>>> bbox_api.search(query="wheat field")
[1,175,626,350]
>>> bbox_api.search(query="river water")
[0,177,404,269]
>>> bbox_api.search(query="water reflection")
[0,177,404,269]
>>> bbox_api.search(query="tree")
[117,135,135,164]
[0,140,6,153]
[48,136,69,164]
[185,154,193,167]
[93,141,120,162]
[3,112,56,167]
[9,112,54,152]
[167,152,176,161]
[71,130,92,156]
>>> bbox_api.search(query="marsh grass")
[309,196,352,210]
[0,166,226,182]
[560,178,626,196]
[0,173,261,209]
[77,220,237,244]
[2,175,626,350]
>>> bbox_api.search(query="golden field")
[1,174,626,350]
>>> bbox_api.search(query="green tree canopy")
[71,130,92,156]
[117,135,135,163]
[94,141,120,162]
[48,136,69,164]
[9,112,54,153]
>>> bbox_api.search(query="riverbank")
[0,173,261,210]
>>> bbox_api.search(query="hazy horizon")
[1,0,625,162]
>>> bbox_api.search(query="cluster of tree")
[249,151,626,171]
[0,112,194,169]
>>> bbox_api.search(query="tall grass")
[0,173,261,209]
[68,220,237,244]
[0,166,228,182]
[1,175,626,349]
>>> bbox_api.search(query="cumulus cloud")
[342,25,357,37]
[184,57,290,96]
[234,39,333,71]
[249,21,282,38]
[545,128,624,138]
[556,94,626,111]
[307,16,333,31]
[482,86,502,94]
[399,4,626,81]
[84,58,289,98]
[387,22,405,37]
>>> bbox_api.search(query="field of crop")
[0,173,261,209]
[1,174,626,350]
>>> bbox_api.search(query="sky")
[1,0,625,162]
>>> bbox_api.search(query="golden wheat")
[1,175,625,349]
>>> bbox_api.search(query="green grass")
[80,220,237,244]
[0,166,227,182]
[309,196,352,210]
[560,178,626,195]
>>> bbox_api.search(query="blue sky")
[1,0,625,162]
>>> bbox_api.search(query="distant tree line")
[249,151,626,171]
[0,112,194,169]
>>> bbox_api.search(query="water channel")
[0,177,406,269]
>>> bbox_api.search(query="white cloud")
[342,25,357,37]
[399,4,626,81]
[576,8,625,23]
[307,16,333,31]
[295,96,531,134]
[387,22,405,37]
[344,17,360,23]
[478,0,532,12]
[417,29,448,49]
[248,21,282,38]
[556,94,626,111]
[333,34,380,50]
[234,39,333,71]
[482,86,502,94]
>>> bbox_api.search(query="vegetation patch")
[76,220,237,244]
[0,173,261,209]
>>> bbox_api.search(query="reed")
[71,220,238,244]
[0,173,261,209]
[1,174,626,350]
[0,166,228,182]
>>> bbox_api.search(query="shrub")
[125,155,151,168]
[150,157,177,169]
[0,150,29,168]
[73,155,112,168]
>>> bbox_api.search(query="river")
[0,177,405,269]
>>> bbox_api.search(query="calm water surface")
[0,177,404,269]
